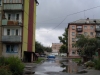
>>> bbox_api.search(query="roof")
[67,19,100,28]
[70,19,100,24]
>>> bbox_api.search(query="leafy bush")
[0,56,25,75]
[6,56,25,75]
[94,59,100,70]
[0,57,6,66]
[0,67,12,75]
[84,61,95,67]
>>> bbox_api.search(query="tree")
[44,47,52,52]
[35,41,44,54]
[75,35,100,59]
[59,45,67,53]
[58,28,68,55]
[35,41,52,54]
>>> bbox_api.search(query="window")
[72,38,75,42]
[16,29,18,35]
[72,26,75,30]
[72,50,76,54]
[8,14,11,20]
[7,29,10,35]
[0,0,1,5]
[12,29,15,35]
[84,32,88,36]
[84,26,87,29]
[6,45,18,53]
[96,25,100,28]
[90,32,93,36]
[90,26,94,30]
[72,32,75,36]
[16,14,19,20]
[72,44,74,48]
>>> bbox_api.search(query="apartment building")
[52,43,63,54]
[0,0,3,56]
[68,18,100,57]
[0,0,39,62]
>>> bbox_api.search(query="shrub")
[0,56,25,75]
[0,57,6,66]
[94,59,100,70]
[6,56,25,75]
[0,68,12,75]
[84,61,95,67]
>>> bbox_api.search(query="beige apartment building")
[52,43,63,53]
[68,18,100,57]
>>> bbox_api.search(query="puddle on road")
[32,58,86,75]
[33,58,65,75]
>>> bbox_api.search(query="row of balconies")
[1,3,23,43]
[76,28,100,32]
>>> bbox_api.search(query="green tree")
[44,47,52,52]
[59,45,67,53]
[35,41,44,54]
[75,35,100,59]
[58,28,68,55]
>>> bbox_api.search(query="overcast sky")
[36,0,100,47]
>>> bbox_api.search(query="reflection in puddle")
[34,59,65,75]
[61,59,78,73]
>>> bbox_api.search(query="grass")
[34,58,44,64]
[72,58,82,63]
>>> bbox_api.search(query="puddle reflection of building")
[67,60,78,73]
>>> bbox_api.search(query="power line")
[47,5,100,32]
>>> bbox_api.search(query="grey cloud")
[36,0,100,29]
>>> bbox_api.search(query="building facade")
[52,43,63,53]
[68,18,100,57]
[0,0,39,62]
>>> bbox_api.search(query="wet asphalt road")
[33,57,67,75]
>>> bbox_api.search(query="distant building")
[67,18,100,58]
[0,0,39,62]
[52,43,63,54]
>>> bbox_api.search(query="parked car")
[47,54,56,59]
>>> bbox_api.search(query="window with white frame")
[84,32,88,36]
[84,26,87,29]
[90,26,94,30]
[7,13,20,21]
[6,29,19,35]
[6,45,18,53]
[72,26,75,30]
[72,32,75,36]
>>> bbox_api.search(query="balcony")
[2,19,22,26]
[76,28,82,32]
[2,36,21,43]
[96,28,100,32]
[96,34,100,37]
[3,4,23,11]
